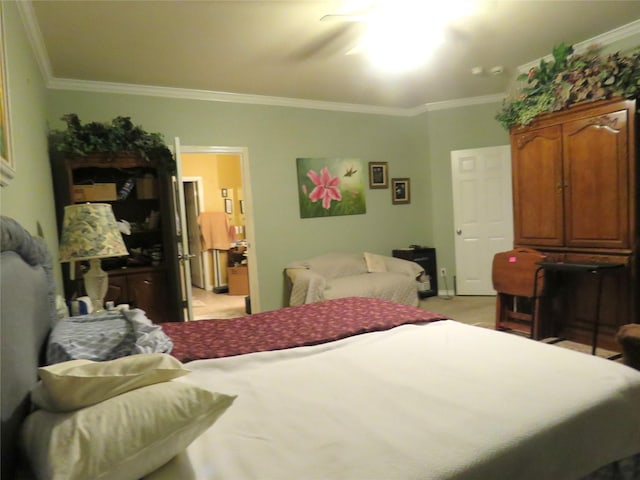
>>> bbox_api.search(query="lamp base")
[84,258,108,314]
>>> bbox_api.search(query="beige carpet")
[420,295,495,329]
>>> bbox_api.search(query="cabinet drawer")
[106,275,128,305]
[563,253,630,265]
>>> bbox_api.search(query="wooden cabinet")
[509,98,638,350]
[105,268,170,323]
[227,265,249,296]
[51,154,181,323]
[512,102,631,248]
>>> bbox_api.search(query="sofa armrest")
[384,256,424,279]
[285,268,327,306]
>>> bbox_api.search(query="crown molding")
[517,18,640,74]
[45,77,414,117]
[416,93,506,114]
[16,0,52,80]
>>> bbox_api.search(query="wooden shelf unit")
[50,154,181,323]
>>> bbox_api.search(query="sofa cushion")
[364,252,387,273]
[325,272,419,306]
[304,253,367,279]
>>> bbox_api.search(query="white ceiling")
[25,0,640,113]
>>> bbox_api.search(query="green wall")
[46,92,433,311]
[422,104,510,287]
[0,1,62,291]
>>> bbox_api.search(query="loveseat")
[285,252,424,307]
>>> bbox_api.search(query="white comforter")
[148,320,640,480]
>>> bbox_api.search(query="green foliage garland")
[496,44,640,130]
[49,114,176,172]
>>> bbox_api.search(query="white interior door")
[183,179,205,289]
[173,137,194,321]
[451,145,513,295]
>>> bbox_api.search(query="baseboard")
[437,289,455,297]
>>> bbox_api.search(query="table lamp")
[59,203,128,313]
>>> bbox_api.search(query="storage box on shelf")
[50,154,180,323]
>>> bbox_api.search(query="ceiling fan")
[315,1,473,71]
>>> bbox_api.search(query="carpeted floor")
[420,295,495,329]
[191,287,246,320]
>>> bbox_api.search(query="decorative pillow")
[364,252,387,273]
[31,353,189,412]
[21,381,236,480]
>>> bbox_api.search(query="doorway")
[178,146,257,319]
[450,145,513,295]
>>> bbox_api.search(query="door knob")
[456,229,462,235]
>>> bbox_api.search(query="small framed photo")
[368,162,388,189]
[221,188,228,198]
[391,178,410,205]
[240,200,245,214]
[225,198,233,214]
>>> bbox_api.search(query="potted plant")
[49,114,176,172]
[496,44,640,130]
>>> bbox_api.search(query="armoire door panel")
[511,125,564,246]
[563,110,629,248]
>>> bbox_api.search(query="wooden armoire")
[509,98,638,351]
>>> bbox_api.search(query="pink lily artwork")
[296,158,366,218]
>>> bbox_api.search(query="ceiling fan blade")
[320,13,369,22]
[289,23,361,61]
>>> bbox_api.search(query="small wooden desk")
[534,261,625,355]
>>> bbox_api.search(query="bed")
[2,216,640,480]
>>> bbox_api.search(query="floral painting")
[296,157,366,218]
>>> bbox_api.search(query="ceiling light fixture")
[360,0,478,73]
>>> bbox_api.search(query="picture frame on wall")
[0,4,14,187]
[225,198,233,214]
[391,178,410,204]
[368,162,388,189]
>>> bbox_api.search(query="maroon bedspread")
[160,297,447,362]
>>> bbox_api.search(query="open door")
[183,178,206,289]
[173,137,195,321]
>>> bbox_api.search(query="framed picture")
[240,200,245,214]
[391,178,410,204]
[0,4,14,187]
[221,188,228,198]
[225,198,233,214]
[296,157,366,218]
[368,162,388,189]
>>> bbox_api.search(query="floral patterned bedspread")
[160,297,448,362]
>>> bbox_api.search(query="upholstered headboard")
[1,217,56,478]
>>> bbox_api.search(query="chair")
[492,248,546,339]
[616,324,640,370]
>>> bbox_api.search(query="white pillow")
[364,252,387,273]
[31,353,190,412]
[21,381,236,480]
